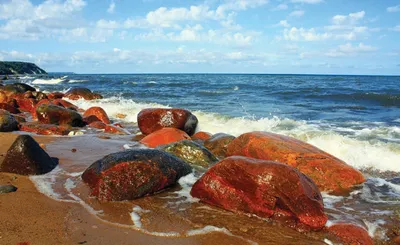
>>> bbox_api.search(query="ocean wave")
[67,96,400,173]
[68,79,88,83]
[32,78,66,85]
[309,92,400,107]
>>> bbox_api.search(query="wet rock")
[20,122,70,135]
[83,107,110,124]
[52,99,78,110]
[13,114,26,124]
[227,131,365,193]
[36,104,85,127]
[32,91,48,100]
[104,125,129,135]
[131,134,146,142]
[190,156,328,230]
[115,113,127,119]
[157,140,218,168]
[0,185,17,194]
[192,131,212,143]
[0,135,57,175]
[137,108,198,136]
[140,128,191,148]
[328,223,373,245]
[81,149,192,201]
[203,133,235,159]
[1,83,35,94]
[0,91,7,103]
[0,109,19,132]
[16,98,37,113]
[88,121,106,129]
[0,103,20,114]
[47,92,64,100]
[64,87,103,100]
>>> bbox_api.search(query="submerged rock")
[81,149,192,201]
[83,106,110,124]
[328,223,373,245]
[0,185,17,194]
[0,109,18,132]
[203,133,235,159]
[140,128,191,148]
[157,140,218,168]
[227,131,365,193]
[191,156,328,230]
[0,135,57,175]
[36,104,85,127]
[137,108,198,136]
[64,87,102,100]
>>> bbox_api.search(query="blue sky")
[0,0,399,74]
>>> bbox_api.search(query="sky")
[0,0,399,74]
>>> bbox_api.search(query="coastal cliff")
[0,61,47,75]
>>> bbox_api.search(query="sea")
[17,73,400,244]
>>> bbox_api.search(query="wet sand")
[0,133,333,245]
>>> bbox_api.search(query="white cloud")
[289,10,304,17]
[107,1,115,14]
[273,3,288,11]
[291,0,322,4]
[331,11,365,25]
[387,5,400,13]
[390,25,400,32]
[326,42,377,57]
[278,20,290,27]
[283,27,330,41]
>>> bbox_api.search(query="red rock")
[0,103,20,114]
[137,108,198,136]
[64,87,102,100]
[88,121,106,129]
[32,99,53,119]
[328,223,373,245]
[203,133,236,159]
[47,92,64,100]
[20,122,70,135]
[191,156,328,230]
[83,107,110,124]
[16,98,37,113]
[226,131,365,193]
[0,91,7,103]
[192,131,212,142]
[52,99,78,110]
[140,128,191,148]
[81,149,192,201]
[393,236,400,244]
[132,134,146,142]
[36,104,85,127]
[104,125,129,135]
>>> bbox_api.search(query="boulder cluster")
[0,83,373,244]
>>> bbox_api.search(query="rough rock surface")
[227,131,365,193]
[64,87,102,100]
[0,135,57,175]
[36,104,85,127]
[140,128,191,148]
[20,122,71,135]
[0,185,18,194]
[83,106,110,124]
[137,108,198,136]
[0,109,18,132]
[191,156,328,230]
[203,133,236,159]
[81,149,192,201]
[328,223,373,245]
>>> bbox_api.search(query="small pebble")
[71,148,77,153]
[0,185,17,194]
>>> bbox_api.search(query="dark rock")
[0,109,18,132]
[1,83,35,94]
[157,140,218,168]
[227,131,365,193]
[64,87,102,100]
[32,91,48,100]
[82,149,192,201]
[0,103,20,114]
[191,156,328,231]
[0,135,57,175]
[140,128,191,148]
[0,185,17,194]
[36,104,85,127]
[137,108,198,136]
[203,133,235,159]
[47,92,64,100]
[52,99,78,110]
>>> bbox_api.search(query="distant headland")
[0,61,47,75]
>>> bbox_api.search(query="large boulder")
[328,223,373,245]
[1,83,35,94]
[0,109,18,132]
[0,135,57,175]
[16,98,37,113]
[20,122,71,135]
[64,87,102,100]
[0,91,7,103]
[36,104,85,127]
[191,156,328,230]
[52,99,78,111]
[83,106,110,124]
[203,133,235,159]
[140,128,191,148]
[157,140,218,168]
[192,131,212,143]
[227,131,365,193]
[0,103,20,114]
[137,108,198,136]
[81,149,192,201]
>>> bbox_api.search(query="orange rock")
[0,91,7,103]
[192,131,212,142]
[328,223,373,245]
[204,133,235,159]
[140,128,191,148]
[88,121,106,129]
[64,87,102,100]
[20,122,71,136]
[47,92,64,100]
[115,113,127,119]
[52,99,78,110]
[227,131,365,193]
[83,107,110,124]
[104,125,129,135]
[16,98,37,113]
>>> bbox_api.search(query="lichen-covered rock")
[0,135,57,175]
[191,156,328,231]
[203,133,236,159]
[0,185,17,194]
[140,128,191,148]
[64,87,102,100]
[20,122,71,135]
[0,109,18,132]
[83,106,110,124]
[36,104,85,127]
[137,108,198,136]
[32,91,48,100]
[328,223,373,245]
[226,131,365,193]
[81,149,192,201]
[157,140,218,168]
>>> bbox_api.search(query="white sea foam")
[324,239,334,245]
[32,78,65,85]
[68,79,88,83]
[363,219,386,239]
